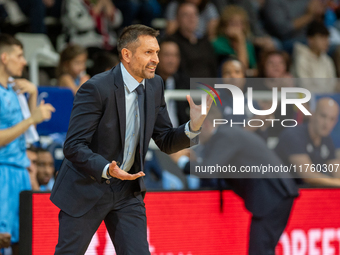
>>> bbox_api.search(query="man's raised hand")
[108,160,145,180]
[30,100,55,124]
[186,90,215,131]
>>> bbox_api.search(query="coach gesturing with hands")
[51,24,213,255]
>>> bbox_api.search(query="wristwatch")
[106,168,112,179]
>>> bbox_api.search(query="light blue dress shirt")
[102,63,200,178]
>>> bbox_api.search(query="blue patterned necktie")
[135,84,145,170]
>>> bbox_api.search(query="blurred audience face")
[308,34,329,55]
[177,3,199,34]
[310,98,339,137]
[37,151,55,186]
[127,35,160,82]
[26,149,38,174]
[224,14,245,37]
[221,60,246,90]
[1,45,27,77]
[157,42,180,77]
[264,53,287,78]
[67,53,87,78]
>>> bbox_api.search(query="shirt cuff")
[102,164,110,179]
[185,121,201,139]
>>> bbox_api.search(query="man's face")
[1,45,27,77]
[177,4,199,33]
[312,101,339,137]
[264,54,286,78]
[222,60,245,90]
[128,35,160,82]
[157,42,180,77]
[37,152,55,186]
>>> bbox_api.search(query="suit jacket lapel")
[113,64,126,147]
[144,79,155,154]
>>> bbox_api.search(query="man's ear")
[0,52,8,65]
[121,48,132,64]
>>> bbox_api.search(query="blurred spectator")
[254,50,296,137]
[220,57,272,139]
[275,97,340,186]
[60,0,122,54]
[0,34,54,254]
[213,0,278,50]
[256,50,295,90]
[169,2,217,78]
[165,0,219,40]
[212,5,257,74]
[258,50,292,79]
[89,52,118,76]
[26,145,40,191]
[177,106,298,255]
[57,44,90,95]
[36,148,55,191]
[156,39,190,126]
[13,0,62,33]
[114,0,162,28]
[293,21,337,93]
[293,21,336,79]
[262,0,325,53]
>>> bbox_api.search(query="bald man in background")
[275,97,340,186]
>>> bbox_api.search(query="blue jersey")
[0,84,30,168]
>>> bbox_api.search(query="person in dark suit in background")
[189,106,299,255]
[50,24,213,255]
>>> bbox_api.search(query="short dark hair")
[36,147,50,154]
[0,34,23,54]
[117,25,159,59]
[91,52,119,75]
[27,144,38,153]
[307,21,330,37]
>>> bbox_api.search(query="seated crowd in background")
[0,0,340,190]
[1,0,340,191]
[3,1,340,254]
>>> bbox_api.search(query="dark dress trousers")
[50,64,197,254]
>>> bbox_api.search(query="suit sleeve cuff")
[102,164,110,179]
[185,121,201,139]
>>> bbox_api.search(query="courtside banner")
[20,189,340,254]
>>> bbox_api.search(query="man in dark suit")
[190,106,299,255]
[50,25,213,254]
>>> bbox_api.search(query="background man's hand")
[13,79,37,95]
[30,100,55,124]
[108,161,145,180]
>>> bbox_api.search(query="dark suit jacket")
[198,126,299,217]
[50,64,197,217]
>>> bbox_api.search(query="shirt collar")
[120,63,145,93]
[0,77,15,90]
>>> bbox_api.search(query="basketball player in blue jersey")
[0,34,55,255]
